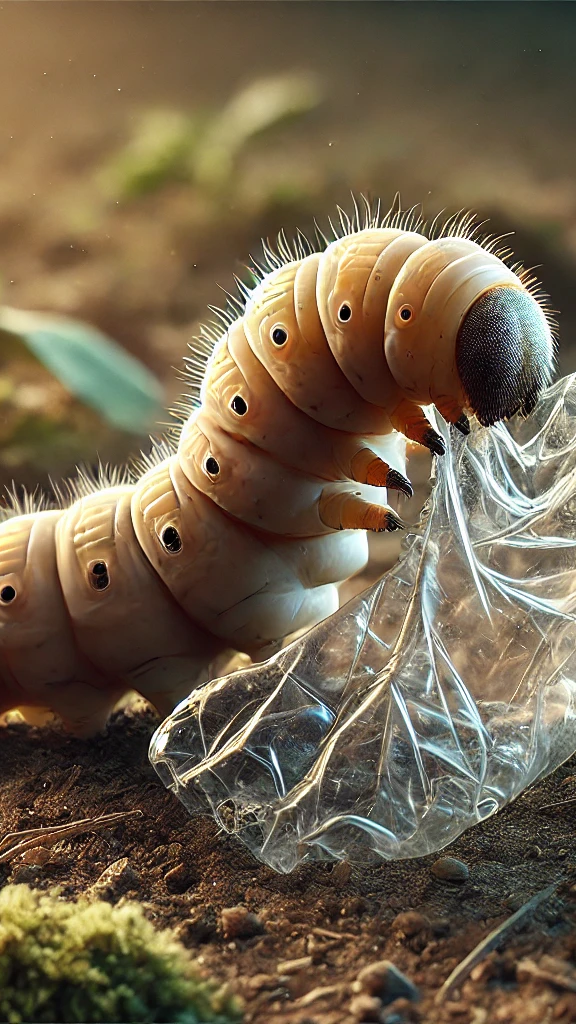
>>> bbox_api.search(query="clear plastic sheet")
[150,374,576,873]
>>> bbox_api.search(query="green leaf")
[194,72,322,189]
[0,307,164,434]
[99,108,201,201]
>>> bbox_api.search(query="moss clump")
[0,884,242,1024]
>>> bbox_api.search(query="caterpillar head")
[454,285,554,425]
[384,237,555,427]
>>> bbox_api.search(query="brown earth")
[1,705,576,1024]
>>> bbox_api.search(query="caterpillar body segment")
[55,487,219,708]
[0,202,556,733]
[316,228,428,410]
[242,254,396,434]
[179,413,401,537]
[201,321,409,490]
[0,511,125,733]
[131,456,355,647]
[383,236,553,425]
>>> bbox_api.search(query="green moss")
[0,884,242,1024]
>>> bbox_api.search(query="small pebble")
[91,857,139,896]
[330,860,352,887]
[430,856,469,882]
[355,960,420,1003]
[164,861,197,894]
[19,846,51,866]
[392,910,429,937]
[220,905,263,939]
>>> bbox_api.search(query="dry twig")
[311,926,357,941]
[296,984,344,1007]
[435,882,559,1004]
[0,810,143,863]
[538,795,576,811]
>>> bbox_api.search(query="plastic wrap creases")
[150,374,576,873]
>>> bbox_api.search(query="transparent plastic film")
[150,374,576,873]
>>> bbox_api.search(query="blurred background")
[0,1,575,585]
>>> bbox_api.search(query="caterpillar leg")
[390,399,446,456]
[433,396,471,435]
[349,448,413,496]
[130,651,249,719]
[453,414,471,435]
[213,584,340,653]
[319,489,404,532]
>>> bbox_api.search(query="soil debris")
[164,860,198,894]
[354,960,420,1003]
[1,708,576,1023]
[221,905,263,940]
[90,856,140,898]
[430,857,470,883]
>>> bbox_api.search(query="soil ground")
[1,707,576,1024]
[1,6,576,1023]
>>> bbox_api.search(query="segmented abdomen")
[0,207,555,733]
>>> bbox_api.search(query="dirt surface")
[1,706,576,1024]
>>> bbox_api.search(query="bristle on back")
[0,196,552,511]
[0,435,183,523]
[53,462,135,507]
[0,485,50,522]
[131,436,177,477]
[177,195,555,421]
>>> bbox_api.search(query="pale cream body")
[0,223,553,731]
[383,238,545,419]
[0,511,121,732]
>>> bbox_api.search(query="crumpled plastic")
[150,373,576,873]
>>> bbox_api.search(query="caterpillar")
[0,199,556,735]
